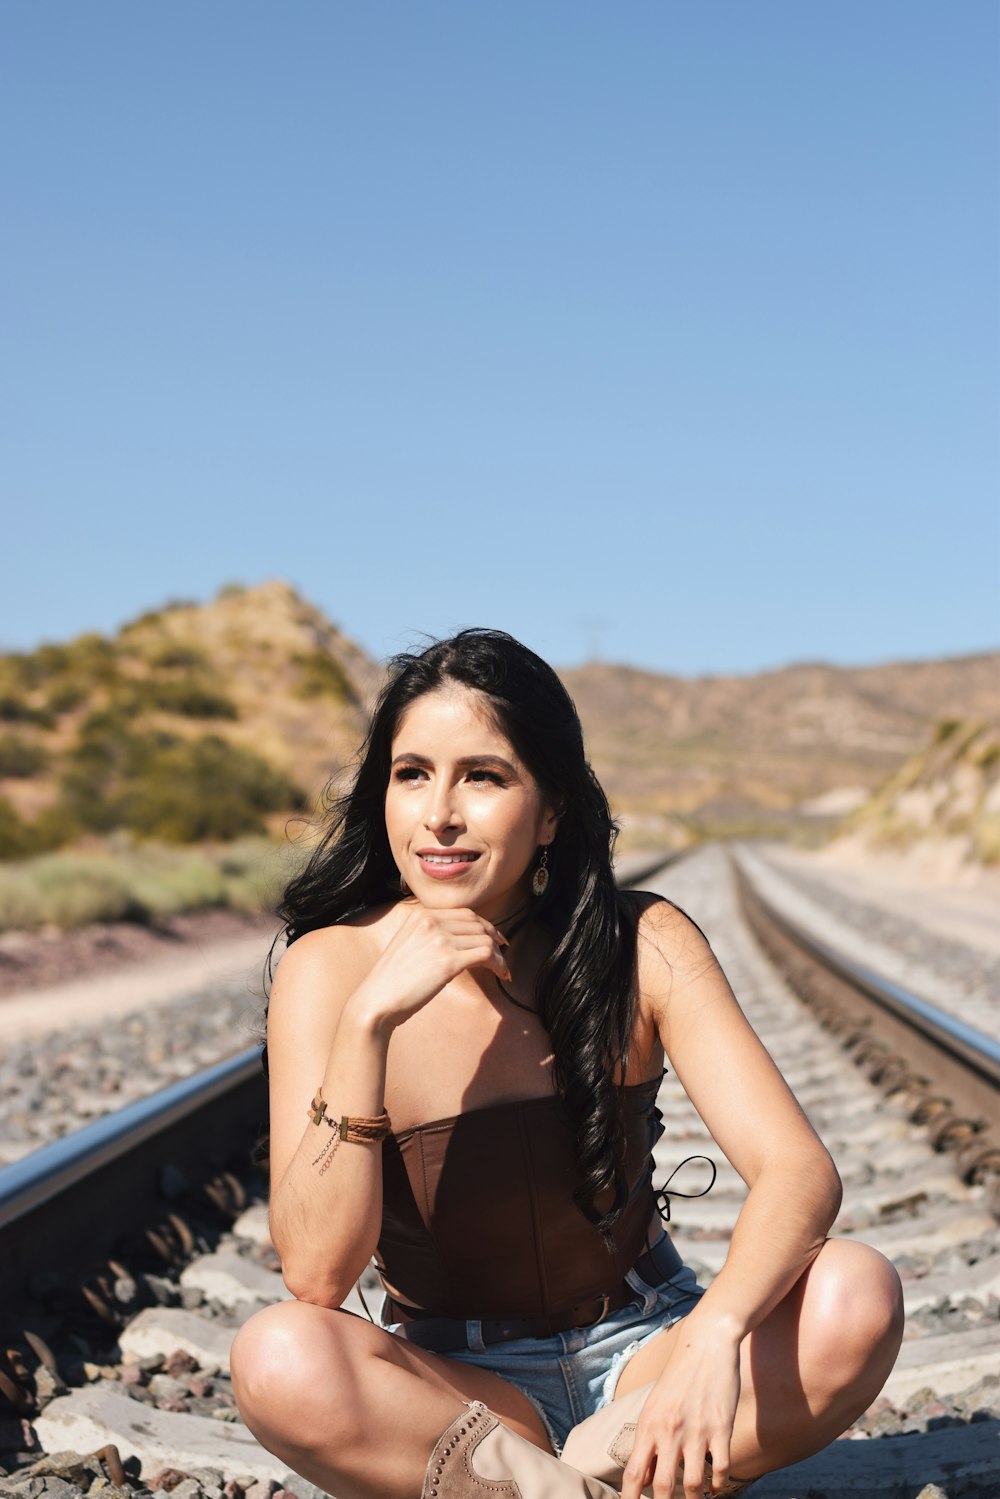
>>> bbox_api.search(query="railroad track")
[0,845,998,1498]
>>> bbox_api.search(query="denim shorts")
[385,1239,705,1454]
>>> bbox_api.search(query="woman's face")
[385,684,558,922]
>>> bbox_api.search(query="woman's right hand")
[350,903,511,1032]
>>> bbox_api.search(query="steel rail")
[0,1047,262,1232]
[731,850,1000,1085]
[730,847,1000,1189]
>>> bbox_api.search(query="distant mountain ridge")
[559,651,1000,842]
[0,580,996,855]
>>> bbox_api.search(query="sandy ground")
[0,921,283,1043]
[764,842,1000,958]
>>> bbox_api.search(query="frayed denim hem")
[601,1336,643,1408]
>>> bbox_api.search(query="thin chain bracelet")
[307,1089,392,1175]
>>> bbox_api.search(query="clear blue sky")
[3,2,997,676]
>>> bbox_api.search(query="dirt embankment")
[0,907,279,999]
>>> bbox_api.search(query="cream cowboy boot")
[420,1401,621,1498]
[561,1382,753,1497]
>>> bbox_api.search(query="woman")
[231,629,903,1499]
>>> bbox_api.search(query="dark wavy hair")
[270,628,642,1236]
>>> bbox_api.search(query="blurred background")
[1,2,997,1127]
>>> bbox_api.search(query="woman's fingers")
[620,1438,656,1499]
[622,1430,720,1499]
[682,1446,708,1499]
[706,1437,732,1494]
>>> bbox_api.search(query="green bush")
[117,735,306,843]
[0,832,307,932]
[120,609,164,633]
[63,634,120,687]
[1,644,74,690]
[0,866,39,927]
[45,682,88,714]
[148,678,239,719]
[54,714,163,833]
[0,797,33,859]
[27,855,145,926]
[30,803,82,852]
[0,695,56,729]
[147,643,209,670]
[0,734,49,777]
[974,816,1000,865]
[130,857,229,915]
[293,651,356,704]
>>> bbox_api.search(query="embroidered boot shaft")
[420,1402,622,1499]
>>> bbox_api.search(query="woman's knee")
[230,1301,364,1446]
[803,1239,904,1387]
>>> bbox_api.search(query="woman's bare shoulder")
[625,889,719,998]
[622,888,712,945]
[270,902,405,1009]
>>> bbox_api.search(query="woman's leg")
[232,1301,626,1499]
[230,1301,551,1499]
[599,1238,904,1483]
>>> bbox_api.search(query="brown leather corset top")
[375,1075,665,1320]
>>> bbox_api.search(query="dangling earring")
[531,846,550,897]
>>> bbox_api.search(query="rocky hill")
[827,718,1000,871]
[0,581,374,855]
[1,583,996,857]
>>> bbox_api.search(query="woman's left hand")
[619,1315,742,1499]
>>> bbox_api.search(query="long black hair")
[271,628,642,1236]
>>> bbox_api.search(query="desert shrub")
[30,803,82,852]
[129,855,229,915]
[0,734,49,777]
[117,735,306,843]
[0,644,74,691]
[0,798,33,859]
[0,695,56,729]
[29,643,73,680]
[0,866,39,926]
[147,643,209,670]
[27,855,145,926]
[217,582,247,600]
[217,834,310,910]
[45,682,88,714]
[63,634,120,687]
[147,678,239,719]
[974,816,1000,865]
[56,715,164,833]
[293,650,356,704]
[0,832,307,931]
[120,609,164,633]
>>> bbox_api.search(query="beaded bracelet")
[307,1089,392,1174]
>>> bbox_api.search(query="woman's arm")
[620,898,842,1498]
[644,898,842,1325]
[266,925,394,1307]
[266,905,511,1307]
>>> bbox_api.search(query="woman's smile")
[416,848,482,879]
[385,685,558,917]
